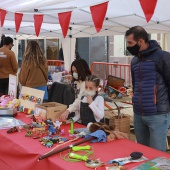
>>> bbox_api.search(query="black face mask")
[127,44,140,56]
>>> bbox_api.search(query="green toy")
[69,152,105,168]
[72,145,90,151]
[69,118,74,134]
[69,153,88,161]
[148,167,160,170]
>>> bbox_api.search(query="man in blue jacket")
[125,26,170,152]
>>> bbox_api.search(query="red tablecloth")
[0,113,170,170]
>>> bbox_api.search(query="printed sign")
[8,74,18,98]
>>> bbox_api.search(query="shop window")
[18,40,25,67]
[46,39,59,60]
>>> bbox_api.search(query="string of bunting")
[0,0,157,37]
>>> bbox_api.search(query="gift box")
[34,102,67,122]
[103,110,130,138]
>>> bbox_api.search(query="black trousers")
[0,78,9,96]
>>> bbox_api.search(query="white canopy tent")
[1,0,170,69]
[2,0,170,37]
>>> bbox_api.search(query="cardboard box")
[35,102,67,121]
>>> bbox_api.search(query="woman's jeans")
[134,113,170,152]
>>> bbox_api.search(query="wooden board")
[19,86,45,111]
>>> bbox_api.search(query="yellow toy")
[7,98,20,108]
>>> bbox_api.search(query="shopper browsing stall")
[0,36,18,95]
[19,41,48,100]
[60,75,104,125]
[61,58,91,117]
[126,26,170,152]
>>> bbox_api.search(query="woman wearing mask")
[61,58,91,118]
[19,41,48,101]
[60,75,104,125]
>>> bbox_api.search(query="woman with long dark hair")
[61,58,91,119]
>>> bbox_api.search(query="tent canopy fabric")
[1,0,170,39]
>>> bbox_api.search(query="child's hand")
[62,120,70,124]
[86,95,93,104]
[60,110,69,121]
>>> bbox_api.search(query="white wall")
[12,37,18,61]
[109,33,165,59]
[151,33,165,50]
[164,33,170,52]
[62,38,76,71]
[113,35,125,57]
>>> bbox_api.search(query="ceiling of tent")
[1,0,170,39]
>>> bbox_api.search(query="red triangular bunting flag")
[34,14,44,37]
[58,11,72,38]
[90,2,108,32]
[139,0,157,22]
[15,13,23,33]
[0,9,7,27]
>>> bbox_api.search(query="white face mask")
[73,72,78,80]
[84,90,96,96]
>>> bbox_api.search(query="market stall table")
[0,113,170,170]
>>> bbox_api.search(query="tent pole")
[106,36,109,62]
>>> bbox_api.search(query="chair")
[48,82,75,108]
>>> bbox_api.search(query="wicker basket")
[104,110,130,138]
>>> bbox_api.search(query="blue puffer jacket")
[131,40,170,115]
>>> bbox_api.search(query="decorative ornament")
[139,0,157,22]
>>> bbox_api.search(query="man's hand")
[86,95,93,104]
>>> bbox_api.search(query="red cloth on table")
[0,113,170,170]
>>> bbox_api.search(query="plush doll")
[0,95,6,102]
[0,96,14,108]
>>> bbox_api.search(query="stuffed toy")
[0,95,14,108]
[0,95,6,102]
